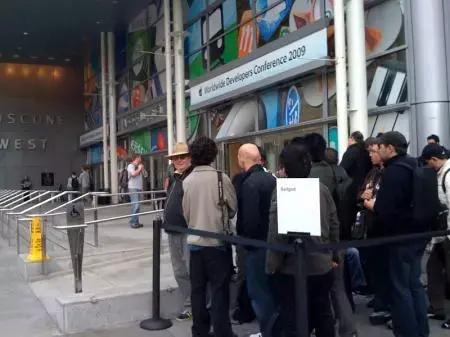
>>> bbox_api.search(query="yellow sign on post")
[27,217,49,262]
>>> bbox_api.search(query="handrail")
[0,191,26,206]
[0,191,20,203]
[43,192,101,215]
[0,190,13,199]
[7,191,54,211]
[7,191,79,216]
[0,192,31,208]
[91,190,166,197]
[51,209,164,229]
[1,191,41,209]
[28,197,166,219]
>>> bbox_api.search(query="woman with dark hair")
[266,144,340,337]
[182,136,237,337]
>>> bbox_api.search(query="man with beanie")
[364,131,429,337]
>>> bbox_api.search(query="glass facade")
[82,0,413,177]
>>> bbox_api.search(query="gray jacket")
[182,166,237,247]
[266,183,340,276]
[310,161,336,194]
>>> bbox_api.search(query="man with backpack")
[364,131,429,337]
[67,172,80,201]
[421,143,450,329]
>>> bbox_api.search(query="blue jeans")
[346,247,367,290]
[129,188,141,225]
[388,240,429,337]
[245,248,276,334]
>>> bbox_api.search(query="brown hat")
[166,142,189,158]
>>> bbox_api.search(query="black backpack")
[396,162,446,231]
[120,169,129,188]
[71,177,80,191]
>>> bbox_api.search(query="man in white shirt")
[128,154,145,229]
[422,143,450,329]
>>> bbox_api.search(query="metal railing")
[0,189,166,283]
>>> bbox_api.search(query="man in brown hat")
[164,142,194,321]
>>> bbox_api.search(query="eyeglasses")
[172,154,189,161]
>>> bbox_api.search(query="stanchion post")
[140,218,172,331]
[295,239,309,337]
[16,217,20,253]
[41,217,48,275]
[93,195,99,247]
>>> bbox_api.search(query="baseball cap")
[421,143,447,160]
[378,131,408,149]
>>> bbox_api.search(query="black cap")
[378,131,408,149]
[421,144,447,160]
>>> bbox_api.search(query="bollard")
[295,239,309,337]
[140,218,172,331]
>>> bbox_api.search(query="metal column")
[101,32,110,191]
[173,0,186,142]
[409,0,450,151]
[164,0,174,154]
[107,32,119,203]
[334,0,348,159]
[346,0,368,137]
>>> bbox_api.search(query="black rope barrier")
[145,219,450,336]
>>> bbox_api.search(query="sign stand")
[66,202,85,293]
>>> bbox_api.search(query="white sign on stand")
[277,178,321,236]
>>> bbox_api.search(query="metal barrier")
[3,190,166,282]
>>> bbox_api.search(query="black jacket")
[340,143,372,193]
[164,166,194,233]
[236,164,276,243]
[373,155,416,237]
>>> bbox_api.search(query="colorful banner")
[150,127,168,152]
[130,130,151,154]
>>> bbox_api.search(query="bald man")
[236,143,277,337]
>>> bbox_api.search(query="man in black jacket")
[364,132,429,337]
[341,131,372,192]
[164,142,194,321]
[236,143,276,336]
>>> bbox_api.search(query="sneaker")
[428,306,445,320]
[386,319,393,330]
[130,223,144,229]
[369,311,391,326]
[442,320,450,329]
[176,310,192,321]
[249,333,262,337]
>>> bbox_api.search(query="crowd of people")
[161,131,450,337]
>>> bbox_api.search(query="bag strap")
[217,171,231,234]
[442,168,450,194]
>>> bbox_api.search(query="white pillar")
[173,0,186,142]
[107,32,119,202]
[164,0,174,153]
[100,32,110,190]
[346,0,368,137]
[334,0,348,160]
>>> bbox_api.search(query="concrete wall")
[0,63,85,189]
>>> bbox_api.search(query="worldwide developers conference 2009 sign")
[190,28,328,109]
